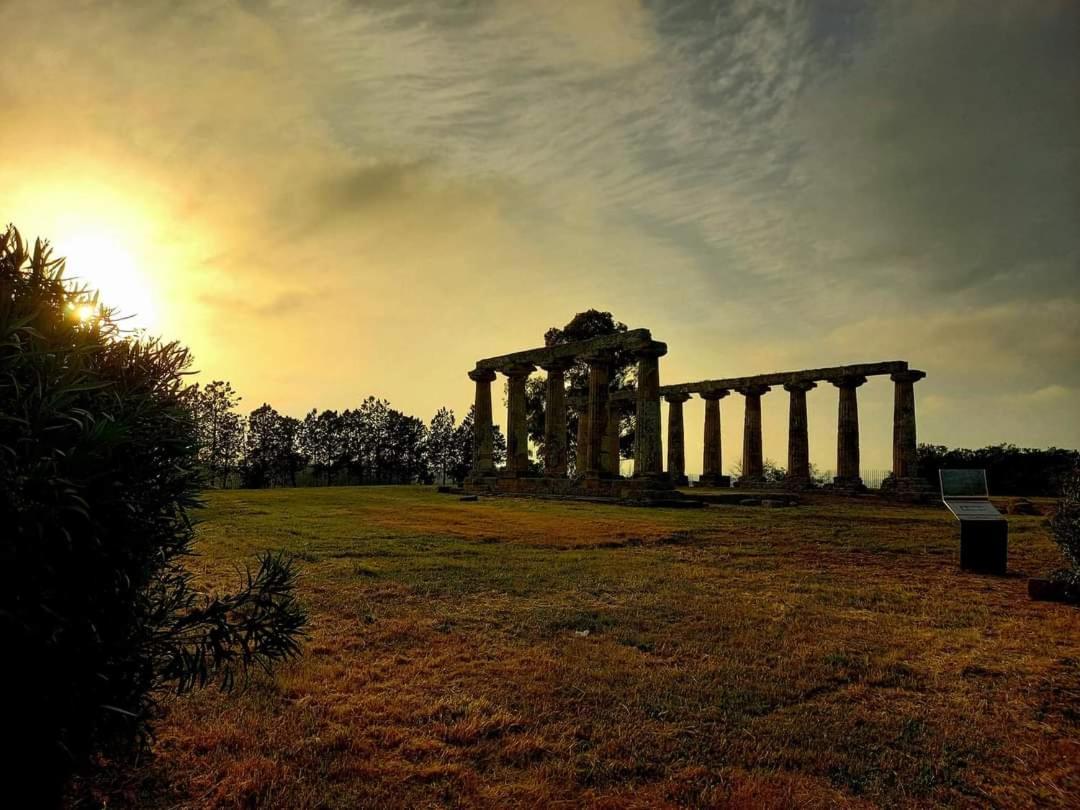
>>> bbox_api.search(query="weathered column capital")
[468,367,498,383]
[539,358,575,374]
[890,369,926,384]
[663,392,691,404]
[699,389,730,401]
[828,375,867,389]
[735,384,771,397]
[581,350,616,368]
[632,340,668,360]
[500,362,536,379]
[783,380,817,393]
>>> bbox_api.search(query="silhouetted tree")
[0,226,306,802]
[189,380,244,487]
[1048,464,1080,599]
[914,443,1079,496]
[385,408,428,483]
[299,408,344,485]
[243,404,306,487]
[449,406,507,484]
[428,407,456,484]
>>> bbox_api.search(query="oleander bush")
[0,226,306,803]
[1048,464,1080,601]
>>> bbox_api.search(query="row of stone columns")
[469,343,668,481]
[472,359,924,487]
[661,371,925,488]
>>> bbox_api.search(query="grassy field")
[115,487,1078,808]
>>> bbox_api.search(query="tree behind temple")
[428,407,456,484]
[451,405,508,484]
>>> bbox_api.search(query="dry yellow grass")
[105,487,1078,808]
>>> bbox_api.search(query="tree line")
[187,380,506,489]
[916,444,1079,497]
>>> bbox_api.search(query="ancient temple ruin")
[465,328,928,502]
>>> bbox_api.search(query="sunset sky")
[4,0,1077,475]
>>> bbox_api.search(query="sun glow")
[60,229,158,330]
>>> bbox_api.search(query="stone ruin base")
[695,474,731,488]
[465,473,700,507]
[879,475,935,503]
[826,476,867,496]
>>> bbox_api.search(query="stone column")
[541,360,572,477]
[783,380,816,489]
[698,390,730,487]
[583,353,612,477]
[831,375,867,490]
[664,393,690,486]
[633,342,667,478]
[602,401,622,478]
[502,363,535,477]
[468,367,497,478]
[736,385,770,486]
[574,405,589,476]
[890,370,926,479]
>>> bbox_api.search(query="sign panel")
[944,499,1004,521]
[940,469,989,499]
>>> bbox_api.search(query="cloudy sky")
[3,0,1078,474]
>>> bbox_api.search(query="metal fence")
[682,468,893,489]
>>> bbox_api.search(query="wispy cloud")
[2,0,1077,463]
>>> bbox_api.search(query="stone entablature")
[604,360,910,402]
[474,329,657,373]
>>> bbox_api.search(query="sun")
[60,230,158,330]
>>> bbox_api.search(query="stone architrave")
[664,392,691,486]
[502,363,535,477]
[830,375,867,489]
[633,342,667,478]
[541,360,573,477]
[583,352,613,477]
[783,380,816,489]
[736,384,770,485]
[698,390,730,487]
[468,367,497,478]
